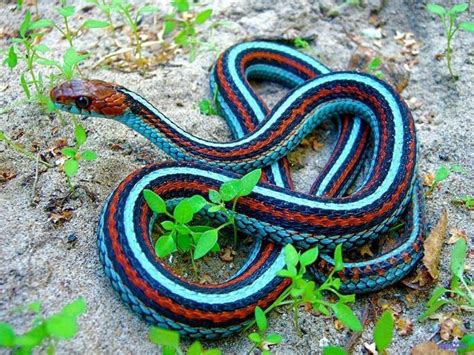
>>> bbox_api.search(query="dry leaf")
[219,247,235,262]
[396,318,413,336]
[411,342,451,355]
[360,244,374,257]
[422,209,448,279]
[363,342,378,354]
[447,228,468,244]
[334,319,345,331]
[0,170,17,183]
[48,210,73,224]
[402,265,434,289]
[440,316,463,341]
[423,172,435,187]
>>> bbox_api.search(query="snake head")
[50,79,129,118]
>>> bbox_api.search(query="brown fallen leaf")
[360,243,374,257]
[447,228,469,244]
[396,318,413,336]
[411,342,452,355]
[440,316,464,341]
[219,247,235,262]
[48,210,73,224]
[333,319,345,331]
[402,265,434,290]
[0,170,17,183]
[423,172,435,187]
[422,209,448,280]
[363,342,377,354]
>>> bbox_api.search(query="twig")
[30,153,40,206]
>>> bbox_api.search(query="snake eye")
[75,96,91,109]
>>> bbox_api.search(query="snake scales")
[51,41,424,338]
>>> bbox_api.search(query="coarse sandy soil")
[0,0,473,354]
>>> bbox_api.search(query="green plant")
[322,346,348,355]
[3,11,56,110]
[198,88,219,116]
[247,244,361,336]
[427,3,474,79]
[148,326,221,355]
[0,297,87,354]
[115,1,160,61]
[247,306,282,355]
[459,334,474,354]
[426,164,463,195]
[61,124,98,194]
[451,195,474,210]
[53,2,110,48]
[163,0,214,61]
[293,37,310,50]
[143,169,262,277]
[367,57,384,79]
[327,0,361,17]
[86,0,122,31]
[373,310,394,354]
[419,238,473,320]
[0,130,53,168]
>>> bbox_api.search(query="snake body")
[51,41,424,338]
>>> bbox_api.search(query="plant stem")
[0,131,53,168]
[293,302,302,337]
[189,250,198,280]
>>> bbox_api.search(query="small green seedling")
[54,2,110,48]
[426,164,463,195]
[293,37,310,50]
[0,130,53,168]
[62,124,97,194]
[451,195,474,210]
[367,57,384,79]
[0,297,87,354]
[163,0,214,61]
[427,3,474,79]
[327,0,361,18]
[148,326,221,355]
[247,306,283,355]
[38,47,89,82]
[143,169,262,277]
[86,0,122,31]
[115,1,160,60]
[251,244,361,336]
[419,238,474,320]
[198,88,219,116]
[373,310,394,354]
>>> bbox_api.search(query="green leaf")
[37,58,60,67]
[20,73,31,99]
[219,179,242,201]
[331,303,362,332]
[163,20,176,35]
[61,297,87,317]
[333,244,344,272]
[148,327,180,348]
[14,324,46,347]
[418,299,451,321]
[284,244,299,267]
[171,0,189,12]
[198,99,212,115]
[5,46,18,69]
[459,334,474,354]
[448,3,468,16]
[64,159,79,177]
[176,233,192,252]
[155,234,176,258]
[187,340,202,355]
[450,238,466,279]
[434,166,449,183]
[19,11,31,38]
[208,205,221,213]
[276,269,294,279]
[187,195,207,213]
[139,5,159,14]
[0,322,15,347]
[61,147,77,157]
[374,310,394,353]
[265,333,282,345]
[143,189,167,214]
[83,19,110,29]
[161,221,174,230]
[58,5,76,17]
[45,315,78,339]
[254,306,267,332]
[74,124,87,146]
[323,346,348,355]
[29,18,54,30]
[208,190,221,204]
[81,150,97,161]
[193,229,218,259]
[174,29,189,45]
[195,9,212,24]
[300,247,319,267]
[426,287,448,307]
[459,22,474,32]
[426,3,446,17]
[294,37,309,49]
[248,332,261,344]
[174,199,194,224]
[34,44,50,53]
[239,169,262,196]
[28,301,42,313]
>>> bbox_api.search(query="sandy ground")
[0,0,473,354]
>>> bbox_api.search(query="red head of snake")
[50,79,129,117]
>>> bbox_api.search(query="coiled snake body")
[51,41,424,338]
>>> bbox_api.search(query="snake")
[50,41,424,339]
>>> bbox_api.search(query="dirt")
[0,0,473,354]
